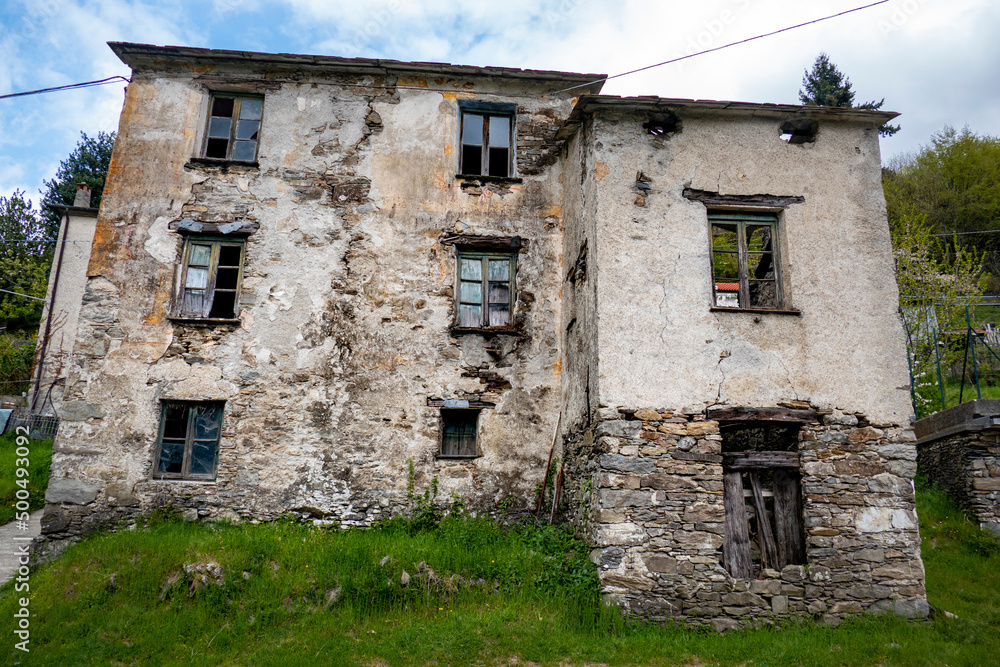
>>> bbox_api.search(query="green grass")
[0,432,52,524]
[2,486,999,666]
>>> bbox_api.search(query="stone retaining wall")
[917,432,1000,537]
[564,405,928,630]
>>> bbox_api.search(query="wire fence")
[905,299,1000,419]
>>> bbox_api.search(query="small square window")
[441,409,479,457]
[455,250,516,329]
[203,94,263,162]
[153,401,224,480]
[710,212,782,309]
[459,109,513,177]
[176,238,245,320]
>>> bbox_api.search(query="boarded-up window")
[721,423,805,578]
[455,251,516,329]
[204,94,263,162]
[441,409,479,457]
[710,212,782,310]
[459,110,513,177]
[153,401,224,480]
[178,239,245,319]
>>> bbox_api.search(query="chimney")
[73,183,92,208]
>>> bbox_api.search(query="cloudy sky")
[1,0,997,205]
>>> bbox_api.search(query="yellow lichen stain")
[553,358,562,376]
[434,78,446,86]
[594,162,610,181]
[543,205,563,219]
[143,279,171,325]
[444,144,454,156]
[398,77,428,88]
[461,82,475,90]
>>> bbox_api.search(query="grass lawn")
[0,431,52,525]
[1,485,998,666]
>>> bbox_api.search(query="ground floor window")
[153,401,224,480]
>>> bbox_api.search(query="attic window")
[643,111,681,137]
[779,119,818,144]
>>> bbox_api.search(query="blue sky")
[1,0,998,206]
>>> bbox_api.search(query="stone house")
[40,42,927,628]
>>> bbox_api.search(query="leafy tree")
[0,191,50,331]
[799,53,899,137]
[40,130,115,238]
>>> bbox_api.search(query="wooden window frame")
[202,93,263,163]
[152,401,224,481]
[176,237,245,321]
[709,211,783,310]
[440,408,480,458]
[458,106,515,178]
[453,250,516,331]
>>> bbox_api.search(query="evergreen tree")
[40,131,116,237]
[0,191,50,330]
[799,53,899,137]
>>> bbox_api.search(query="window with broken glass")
[455,251,516,329]
[441,409,479,457]
[153,402,224,480]
[203,94,263,162]
[459,109,513,178]
[177,238,244,320]
[710,212,782,309]
[721,423,806,578]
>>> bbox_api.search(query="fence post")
[932,327,946,412]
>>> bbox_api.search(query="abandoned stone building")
[39,41,928,628]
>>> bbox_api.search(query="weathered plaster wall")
[582,110,911,425]
[44,62,578,537]
[32,210,98,415]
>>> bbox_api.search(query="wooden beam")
[723,470,753,579]
[709,406,818,423]
[749,472,778,571]
[682,188,805,207]
[438,234,524,251]
[722,451,800,470]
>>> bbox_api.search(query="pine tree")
[799,53,899,137]
[40,131,116,237]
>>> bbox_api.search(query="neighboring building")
[914,400,1000,537]
[40,42,927,628]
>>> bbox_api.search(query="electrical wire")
[552,0,892,94]
[0,75,130,101]
[0,288,45,301]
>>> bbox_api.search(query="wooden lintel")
[438,234,525,251]
[723,451,800,470]
[683,188,804,208]
[709,406,818,423]
[168,219,260,236]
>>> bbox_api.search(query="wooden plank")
[682,188,805,207]
[773,468,806,567]
[438,233,524,250]
[709,406,818,423]
[722,451,799,470]
[749,472,778,571]
[723,470,753,579]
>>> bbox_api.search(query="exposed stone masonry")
[564,405,928,630]
[917,432,1000,537]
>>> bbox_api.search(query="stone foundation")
[564,405,928,629]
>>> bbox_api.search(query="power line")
[929,229,1000,237]
[0,75,129,101]
[0,288,45,301]
[553,0,892,94]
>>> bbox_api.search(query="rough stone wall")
[563,405,927,630]
[918,433,1000,536]
[43,58,581,540]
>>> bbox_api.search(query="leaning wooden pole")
[535,412,562,521]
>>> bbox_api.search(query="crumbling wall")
[43,60,580,539]
[918,433,1000,536]
[567,405,927,630]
